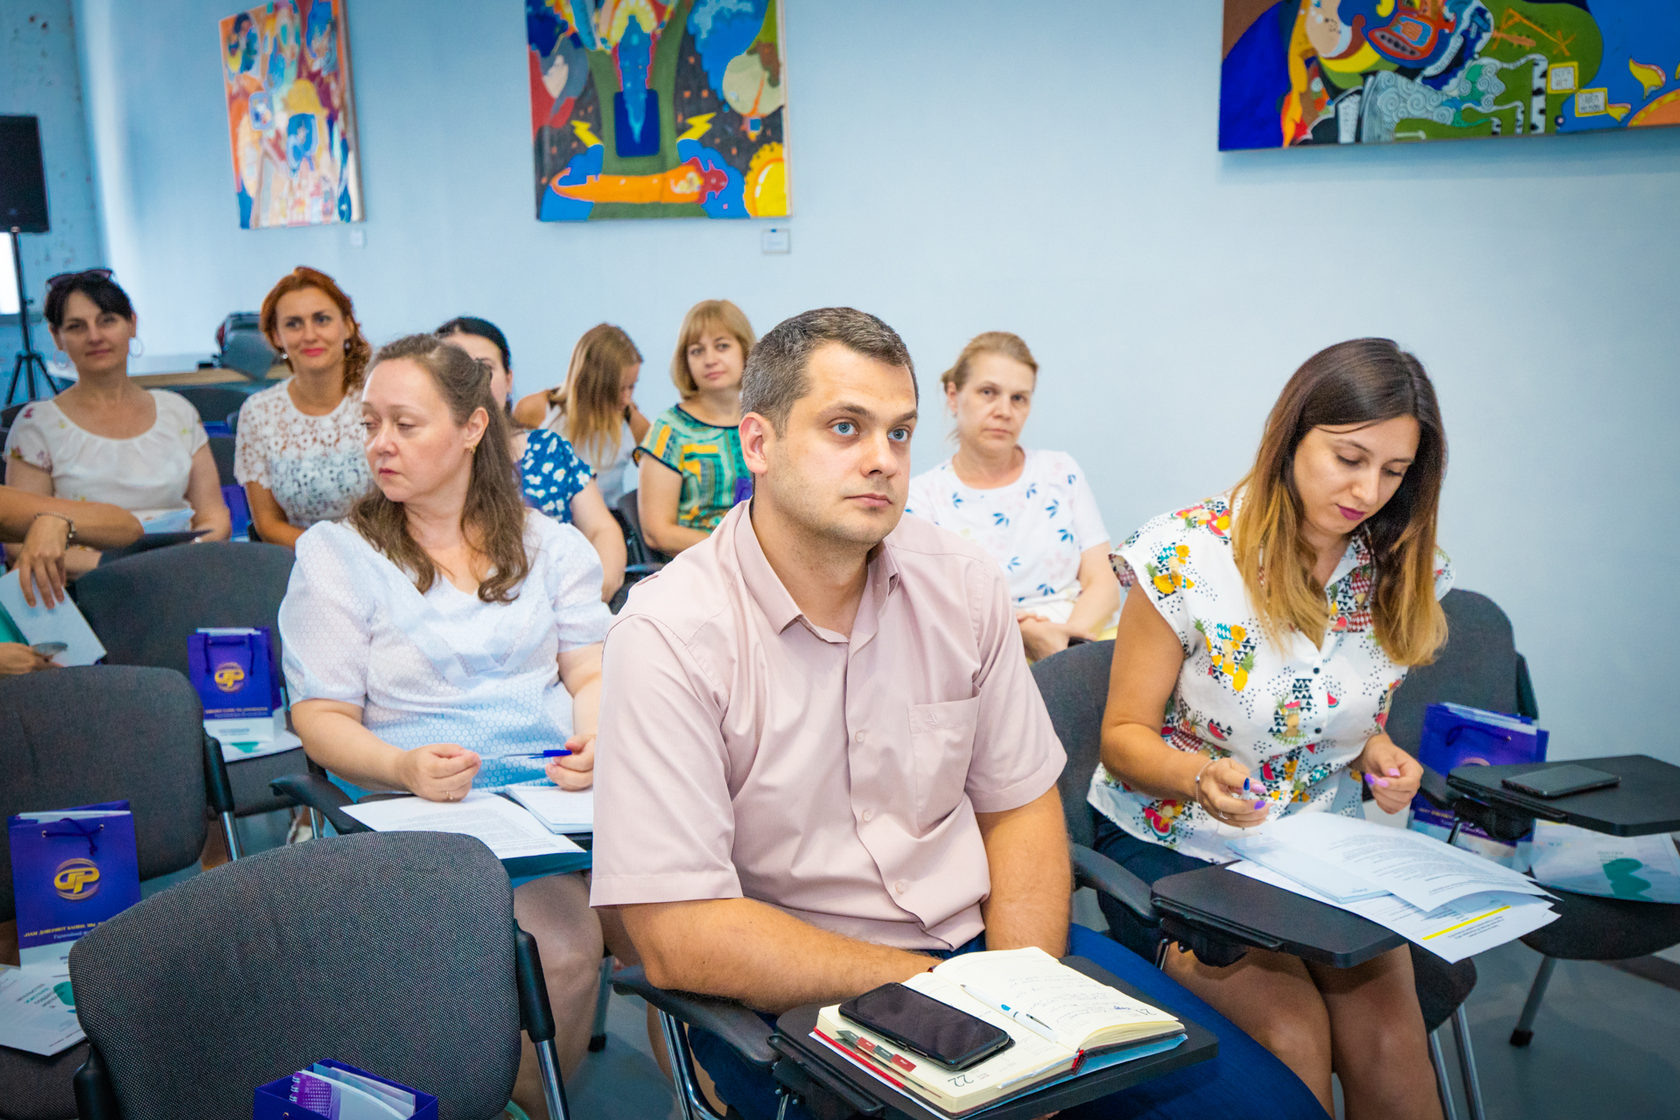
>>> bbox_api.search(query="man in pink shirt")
[591,308,1319,1119]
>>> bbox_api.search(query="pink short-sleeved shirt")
[590,504,1066,951]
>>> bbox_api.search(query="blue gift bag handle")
[41,818,104,855]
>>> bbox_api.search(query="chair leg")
[219,810,244,860]
[657,1007,729,1120]
[1510,954,1558,1047]
[1428,1026,1461,1120]
[534,1036,571,1120]
[1451,1006,1487,1120]
[589,955,612,1052]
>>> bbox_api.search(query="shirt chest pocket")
[907,697,980,832]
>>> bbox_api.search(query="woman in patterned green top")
[635,299,755,555]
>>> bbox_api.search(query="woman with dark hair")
[438,316,625,602]
[1089,338,1451,1118]
[280,334,612,1112]
[5,270,230,571]
[235,265,375,548]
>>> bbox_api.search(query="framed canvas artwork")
[1221,0,1680,149]
[221,1,363,228]
[526,0,789,221]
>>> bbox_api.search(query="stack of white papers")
[1226,812,1559,962]
[505,786,594,834]
[0,960,82,1057]
[343,792,585,861]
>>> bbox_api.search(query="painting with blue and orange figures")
[526,0,789,221]
[220,1,362,229]
[1221,0,1680,149]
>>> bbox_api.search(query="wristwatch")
[33,511,77,545]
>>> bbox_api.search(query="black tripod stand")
[7,226,58,408]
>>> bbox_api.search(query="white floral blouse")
[234,381,373,528]
[1087,495,1452,863]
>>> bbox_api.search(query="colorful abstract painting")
[220,1,362,228]
[1221,0,1680,149]
[525,0,789,221]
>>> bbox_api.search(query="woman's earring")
[128,337,145,358]
[344,339,351,352]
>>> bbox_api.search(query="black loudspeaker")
[0,115,50,234]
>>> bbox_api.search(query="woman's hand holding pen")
[547,732,596,791]
[1192,757,1270,828]
[1353,733,1423,814]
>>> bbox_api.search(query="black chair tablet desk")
[1446,754,1680,1048]
[1445,754,1680,837]
[766,957,1216,1120]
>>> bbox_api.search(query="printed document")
[344,792,584,861]
[0,570,106,665]
[1230,861,1558,963]
[0,962,83,1057]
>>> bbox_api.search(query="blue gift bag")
[9,802,140,963]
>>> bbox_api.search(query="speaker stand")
[7,226,59,408]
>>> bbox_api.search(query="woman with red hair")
[235,266,374,547]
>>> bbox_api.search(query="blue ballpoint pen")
[506,748,574,759]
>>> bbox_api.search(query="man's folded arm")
[622,897,938,1014]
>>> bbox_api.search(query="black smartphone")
[1501,764,1620,800]
[838,982,1013,1071]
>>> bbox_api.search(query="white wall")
[1,0,101,368]
[72,0,1680,762]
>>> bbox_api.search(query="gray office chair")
[0,666,238,1120]
[75,542,304,821]
[208,433,238,488]
[1032,638,1485,1120]
[171,386,253,428]
[68,832,571,1120]
[1388,590,1680,1049]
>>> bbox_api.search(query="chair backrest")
[172,385,253,426]
[75,541,296,675]
[69,832,524,1120]
[209,432,238,487]
[1386,589,1529,756]
[0,666,212,922]
[1031,640,1115,849]
[615,488,669,568]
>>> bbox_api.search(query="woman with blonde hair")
[513,323,649,508]
[235,265,375,547]
[441,316,625,601]
[1090,338,1452,1119]
[634,299,755,555]
[907,331,1116,660]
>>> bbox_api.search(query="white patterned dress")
[906,449,1110,624]
[1087,495,1453,863]
[279,515,610,791]
[234,381,372,528]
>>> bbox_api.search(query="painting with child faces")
[220,0,363,228]
[525,0,789,221]
[1221,0,1680,149]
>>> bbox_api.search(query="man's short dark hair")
[740,307,916,433]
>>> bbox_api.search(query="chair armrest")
[1417,763,1459,813]
[1421,763,1535,842]
[612,965,777,1070]
[73,1046,119,1120]
[269,771,366,835]
[201,733,238,815]
[1072,844,1159,931]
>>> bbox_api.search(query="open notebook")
[815,947,1183,1116]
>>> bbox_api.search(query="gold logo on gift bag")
[54,858,101,900]
[214,661,247,692]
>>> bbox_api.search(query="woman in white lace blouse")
[233,267,374,547]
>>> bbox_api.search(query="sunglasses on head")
[46,267,115,290]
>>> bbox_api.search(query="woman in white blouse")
[234,266,375,547]
[906,332,1117,660]
[5,271,229,572]
[1091,339,1451,1119]
[280,334,612,1107]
